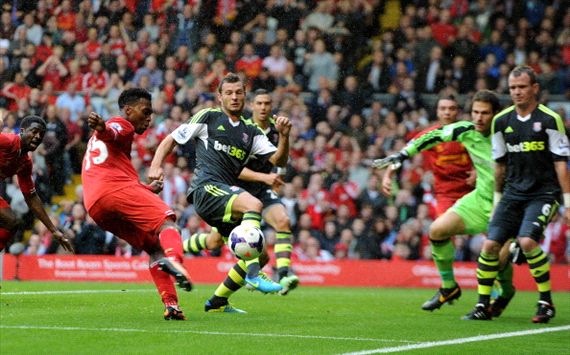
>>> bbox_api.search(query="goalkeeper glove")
[372,151,409,170]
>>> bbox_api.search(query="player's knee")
[249,197,263,212]
[234,193,263,214]
[429,222,447,241]
[159,220,180,234]
[273,213,291,232]
[482,239,501,256]
[206,232,224,249]
[518,237,538,253]
[147,248,164,263]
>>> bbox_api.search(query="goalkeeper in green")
[377,90,516,316]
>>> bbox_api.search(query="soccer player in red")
[81,88,192,320]
[382,95,474,310]
[0,115,73,253]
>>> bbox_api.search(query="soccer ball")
[228,225,265,260]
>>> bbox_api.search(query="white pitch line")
[0,325,417,344]
[1,289,155,296]
[340,325,570,354]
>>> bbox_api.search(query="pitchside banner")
[2,254,569,291]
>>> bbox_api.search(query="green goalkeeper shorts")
[451,189,493,235]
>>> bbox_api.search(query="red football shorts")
[434,196,458,217]
[88,184,176,252]
[0,197,9,209]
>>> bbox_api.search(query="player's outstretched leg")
[205,260,247,313]
[422,238,461,311]
[149,261,186,320]
[241,211,282,293]
[274,231,299,295]
[157,227,193,291]
[524,246,555,323]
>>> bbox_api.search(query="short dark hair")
[20,115,46,130]
[118,88,152,109]
[253,89,270,98]
[253,89,271,99]
[217,73,244,93]
[436,93,458,107]
[472,90,501,114]
[509,65,537,84]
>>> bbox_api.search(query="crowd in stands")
[0,0,568,263]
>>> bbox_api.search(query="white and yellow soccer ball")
[228,225,265,260]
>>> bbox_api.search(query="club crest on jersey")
[533,122,542,132]
[242,133,249,143]
[110,122,123,131]
[230,186,240,192]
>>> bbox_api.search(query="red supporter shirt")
[85,40,102,60]
[235,56,263,78]
[109,38,126,57]
[57,12,76,31]
[330,181,359,217]
[43,63,67,91]
[3,83,32,111]
[0,134,35,195]
[82,117,145,210]
[416,124,472,199]
[82,71,109,92]
[430,22,457,47]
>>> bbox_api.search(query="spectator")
[262,45,288,78]
[301,1,335,33]
[358,217,392,260]
[235,43,263,79]
[132,55,163,90]
[35,46,69,91]
[297,236,334,261]
[360,49,390,94]
[416,45,447,93]
[55,82,85,122]
[43,106,68,195]
[1,72,32,112]
[15,13,43,46]
[357,174,388,216]
[304,38,338,92]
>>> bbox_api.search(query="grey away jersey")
[491,104,569,197]
[171,108,277,194]
[238,118,281,195]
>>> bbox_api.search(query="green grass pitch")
[1,281,569,354]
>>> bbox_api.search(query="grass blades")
[1,281,569,354]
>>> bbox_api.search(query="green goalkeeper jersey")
[403,121,494,202]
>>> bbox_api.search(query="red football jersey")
[81,117,142,210]
[416,124,473,199]
[0,134,35,194]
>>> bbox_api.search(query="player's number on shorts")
[267,189,279,199]
[541,204,551,217]
[84,137,109,170]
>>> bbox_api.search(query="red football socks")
[149,262,178,307]
[158,228,184,263]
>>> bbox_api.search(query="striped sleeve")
[404,121,473,156]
